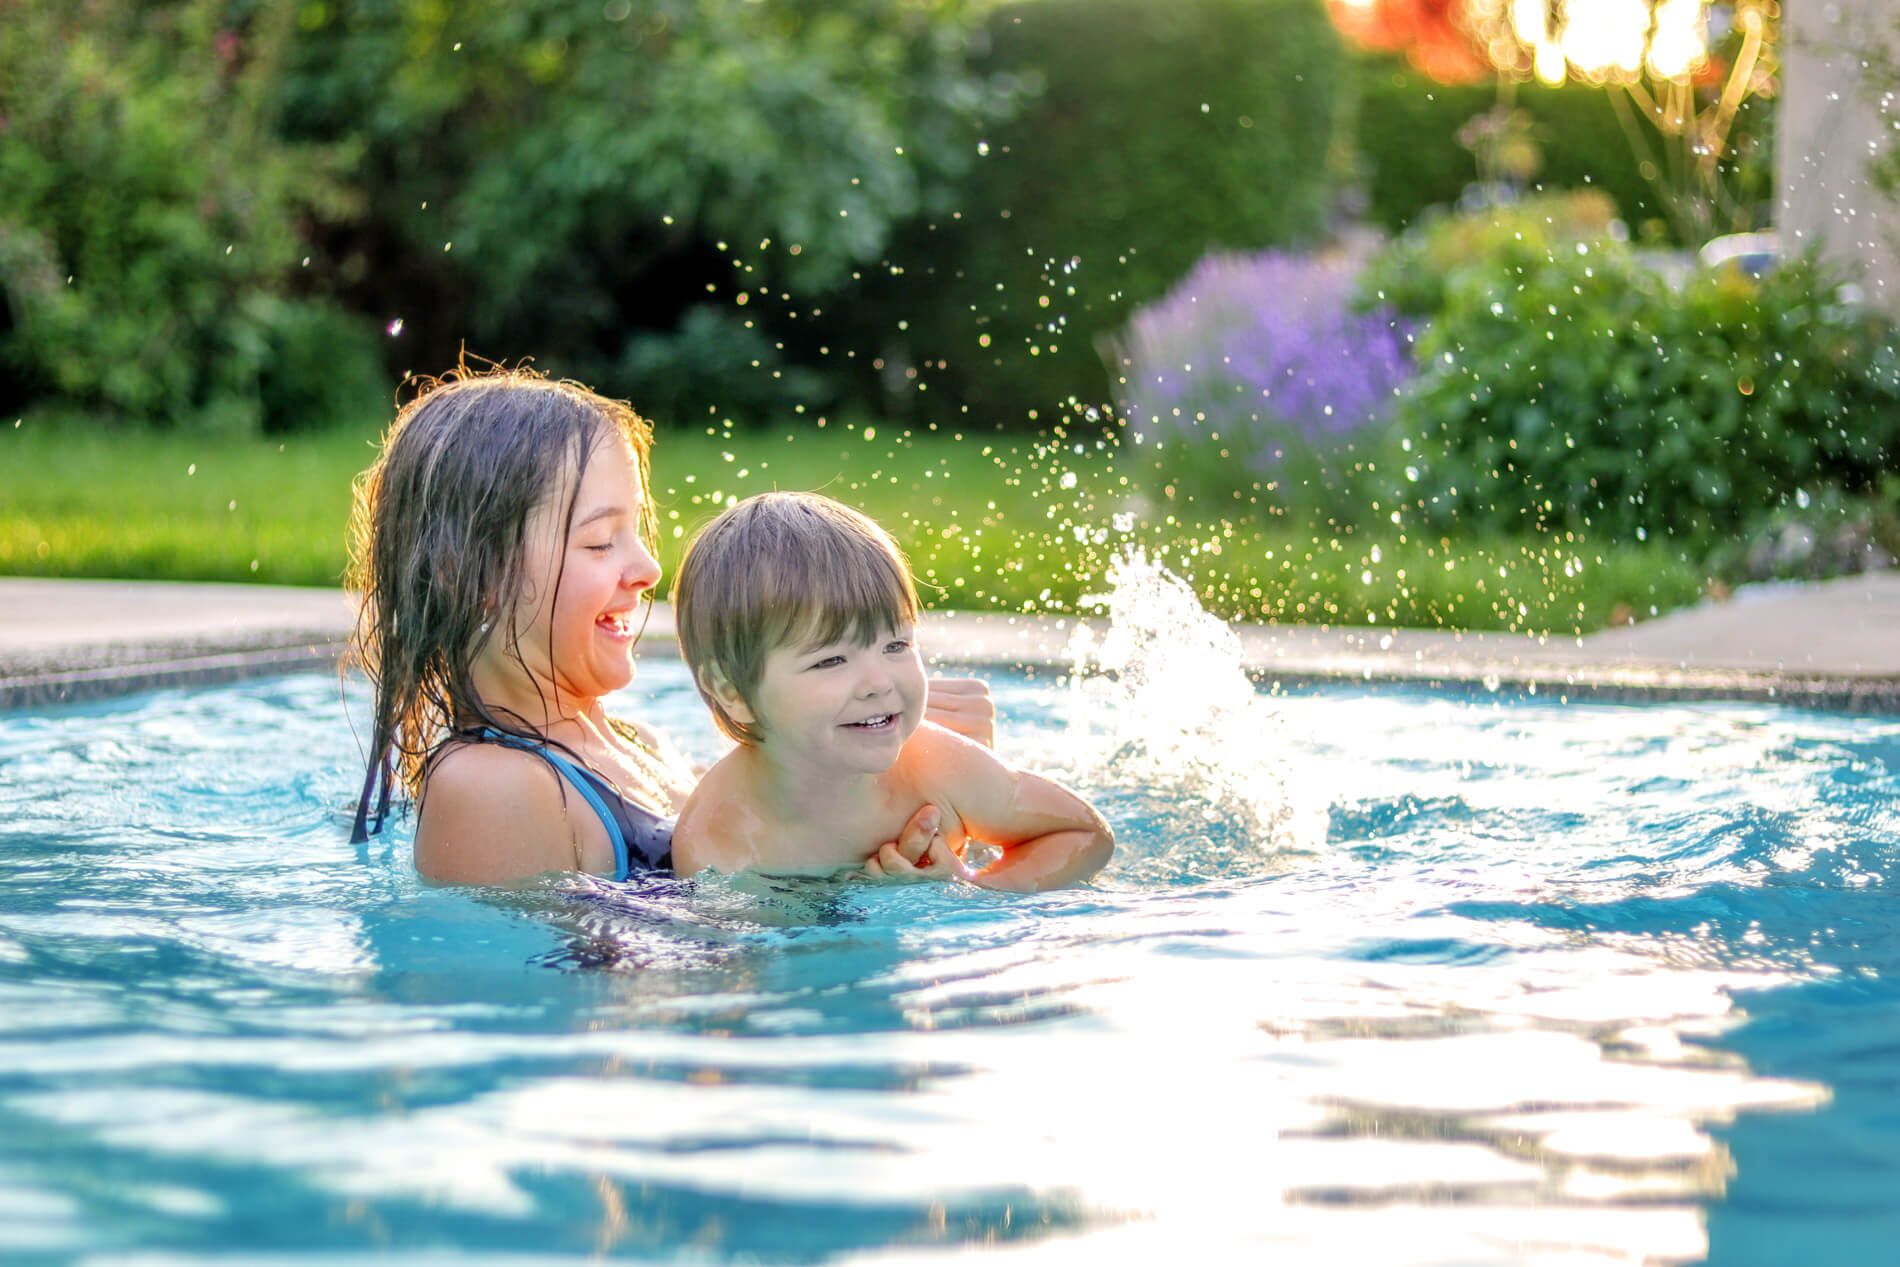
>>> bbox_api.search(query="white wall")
[1778,0,1900,312]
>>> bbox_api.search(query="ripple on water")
[1,593,1897,1262]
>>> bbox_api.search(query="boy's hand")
[890,803,941,864]
[861,803,969,883]
[861,832,972,884]
[924,677,995,748]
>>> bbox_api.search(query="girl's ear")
[699,664,755,725]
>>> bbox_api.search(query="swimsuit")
[477,729,675,879]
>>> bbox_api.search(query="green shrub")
[0,1,366,430]
[256,298,393,434]
[1397,247,1900,545]
[1356,189,1624,319]
[855,0,1345,427]
[617,306,832,426]
[277,0,1005,422]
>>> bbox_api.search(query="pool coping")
[3,573,1898,713]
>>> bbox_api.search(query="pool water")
[3,652,1899,1264]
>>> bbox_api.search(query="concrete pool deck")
[2,571,1897,712]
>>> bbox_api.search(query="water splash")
[1061,548,1320,881]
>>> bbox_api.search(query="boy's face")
[740,624,927,775]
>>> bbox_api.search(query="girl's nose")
[623,541,661,591]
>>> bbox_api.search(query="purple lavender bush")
[1110,249,1415,517]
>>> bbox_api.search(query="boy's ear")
[699,664,755,725]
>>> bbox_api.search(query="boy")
[670,492,1114,891]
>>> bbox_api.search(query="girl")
[346,366,984,885]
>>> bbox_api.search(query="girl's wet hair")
[345,365,656,840]
[673,491,918,745]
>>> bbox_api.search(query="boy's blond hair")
[674,492,920,745]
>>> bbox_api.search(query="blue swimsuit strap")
[476,729,631,880]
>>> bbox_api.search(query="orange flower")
[1325,0,1493,84]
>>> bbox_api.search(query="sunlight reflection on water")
[1,570,1895,1260]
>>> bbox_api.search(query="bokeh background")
[3,0,1898,632]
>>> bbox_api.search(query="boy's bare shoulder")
[672,752,770,873]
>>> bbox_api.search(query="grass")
[0,411,1708,635]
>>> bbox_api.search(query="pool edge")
[0,641,350,710]
[5,578,1898,715]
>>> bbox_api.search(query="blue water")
[2,659,1898,1264]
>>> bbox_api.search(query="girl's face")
[495,436,660,707]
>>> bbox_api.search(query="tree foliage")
[841,0,1347,428]
[278,0,1009,418]
[0,0,376,430]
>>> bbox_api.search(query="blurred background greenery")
[3,0,1895,633]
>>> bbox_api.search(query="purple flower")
[1115,250,1414,473]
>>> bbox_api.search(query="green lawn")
[0,413,1706,635]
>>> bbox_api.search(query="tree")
[278,0,1010,416]
[0,0,368,428]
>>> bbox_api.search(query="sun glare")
[1559,0,1651,81]
[1483,0,1721,87]
[1646,0,1710,80]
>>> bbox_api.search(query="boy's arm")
[924,676,996,748]
[913,724,1114,892]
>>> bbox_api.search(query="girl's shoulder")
[414,740,581,884]
[608,714,670,758]
[428,733,557,788]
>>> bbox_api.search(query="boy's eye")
[884,639,911,654]
[810,654,846,670]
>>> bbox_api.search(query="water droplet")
[385,318,404,337]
